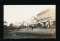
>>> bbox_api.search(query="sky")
[4,5,56,26]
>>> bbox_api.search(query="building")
[26,16,36,26]
[36,8,56,28]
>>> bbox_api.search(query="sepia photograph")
[4,5,56,39]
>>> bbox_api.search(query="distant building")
[13,22,21,27]
[26,16,36,26]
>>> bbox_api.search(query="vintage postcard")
[4,5,56,39]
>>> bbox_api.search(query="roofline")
[37,9,49,16]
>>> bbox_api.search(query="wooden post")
[48,20,50,28]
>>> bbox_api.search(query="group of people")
[28,20,55,29]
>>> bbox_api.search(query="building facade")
[36,8,56,28]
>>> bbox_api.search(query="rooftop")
[37,9,49,16]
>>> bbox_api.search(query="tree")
[4,21,8,30]
[9,23,15,30]
[9,23,13,27]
